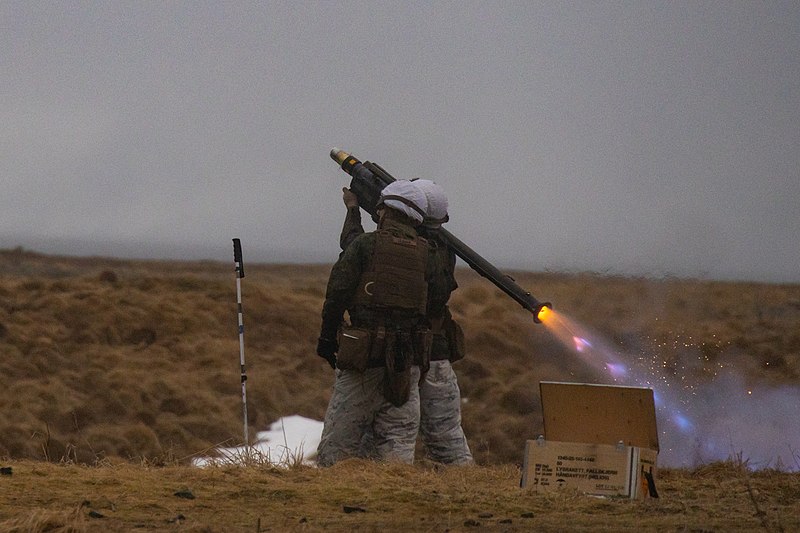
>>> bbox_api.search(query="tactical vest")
[351,228,428,316]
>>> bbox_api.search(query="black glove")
[316,337,338,369]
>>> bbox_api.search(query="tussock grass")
[0,505,87,533]
[1,249,798,467]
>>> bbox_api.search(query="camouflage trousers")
[419,360,473,465]
[316,366,421,467]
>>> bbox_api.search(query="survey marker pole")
[232,238,249,446]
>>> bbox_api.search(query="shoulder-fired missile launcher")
[329,148,552,323]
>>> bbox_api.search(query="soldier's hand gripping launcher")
[330,148,552,323]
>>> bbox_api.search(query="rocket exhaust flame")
[535,304,550,323]
[537,309,616,377]
[535,308,799,471]
[539,308,697,431]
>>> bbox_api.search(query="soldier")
[340,179,473,465]
[316,180,433,467]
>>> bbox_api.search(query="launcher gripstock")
[329,148,552,323]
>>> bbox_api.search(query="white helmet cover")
[378,180,428,224]
[412,179,449,227]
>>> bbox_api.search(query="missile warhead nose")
[330,148,350,165]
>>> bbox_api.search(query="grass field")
[1,247,798,530]
[0,459,798,532]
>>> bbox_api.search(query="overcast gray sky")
[3,1,799,282]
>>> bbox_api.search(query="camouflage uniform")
[341,208,473,465]
[317,217,429,467]
[316,366,421,466]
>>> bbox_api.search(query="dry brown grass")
[1,247,799,466]
[1,248,800,530]
[0,459,797,532]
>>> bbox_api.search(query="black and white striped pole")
[232,238,249,446]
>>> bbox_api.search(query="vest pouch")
[336,326,372,372]
[369,326,387,366]
[383,331,412,407]
[413,326,432,374]
[444,315,466,363]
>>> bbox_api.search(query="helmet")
[378,180,428,224]
[412,179,449,227]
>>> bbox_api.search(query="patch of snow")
[192,415,324,468]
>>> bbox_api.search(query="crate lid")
[540,381,659,452]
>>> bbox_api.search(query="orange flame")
[536,306,551,323]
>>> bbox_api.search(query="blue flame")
[671,412,694,432]
[653,390,663,406]
[573,336,592,352]
[605,362,628,378]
